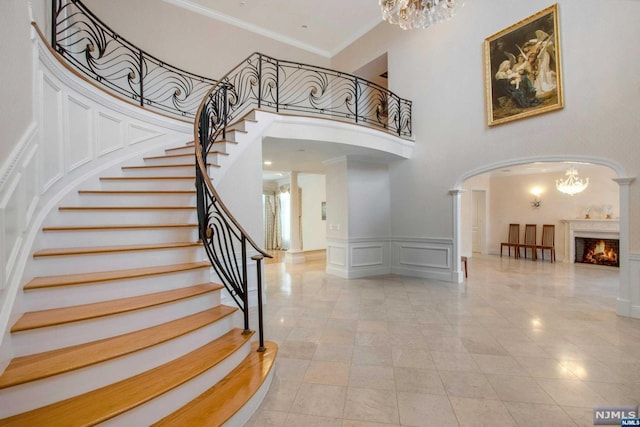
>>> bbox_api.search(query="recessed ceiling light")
[264,161,272,165]
[301,24,308,29]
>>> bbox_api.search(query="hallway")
[248,255,640,426]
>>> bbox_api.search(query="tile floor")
[246,254,640,426]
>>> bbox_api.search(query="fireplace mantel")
[561,219,620,263]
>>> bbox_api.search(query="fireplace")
[561,219,620,265]
[575,237,619,267]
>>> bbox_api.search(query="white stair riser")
[12,292,221,356]
[39,227,199,248]
[168,142,236,157]
[62,193,196,206]
[43,209,198,227]
[0,315,236,418]
[121,166,199,177]
[100,340,252,427]
[31,246,204,276]
[24,268,211,311]
[98,179,196,191]
[143,154,226,166]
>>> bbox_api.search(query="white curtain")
[263,192,281,250]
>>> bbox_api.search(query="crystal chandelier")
[379,0,465,30]
[556,167,589,196]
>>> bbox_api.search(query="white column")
[285,171,305,263]
[613,177,636,317]
[450,189,464,283]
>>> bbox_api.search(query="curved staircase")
[0,124,277,426]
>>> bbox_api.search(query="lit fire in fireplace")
[583,240,618,266]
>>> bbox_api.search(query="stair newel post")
[251,255,266,352]
[257,54,262,109]
[138,49,144,107]
[241,237,250,334]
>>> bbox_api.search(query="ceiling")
[163,0,384,57]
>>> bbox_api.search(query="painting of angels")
[484,4,563,126]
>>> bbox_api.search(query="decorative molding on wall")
[326,236,457,281]
[626,252,640,319]
[390,237,455,282]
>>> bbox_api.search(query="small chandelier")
[379,0,465,30]
[556,167,589,196]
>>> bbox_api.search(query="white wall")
[83,0,330,79]
[298,173,326,251]
[331,0,640,255]
[0,1,34,164]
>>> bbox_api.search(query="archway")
[451,155,634,318]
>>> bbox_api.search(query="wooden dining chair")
[500,223,520,258]
[538,224,556,262]
[518,224,537,260]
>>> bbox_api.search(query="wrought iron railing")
[51,0,217,118]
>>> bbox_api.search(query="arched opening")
[453,156,632,317]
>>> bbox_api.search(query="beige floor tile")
[438,371,499,400]
[290,383,347,418]
[430,351,480,372]
[394,367,446,395]
[503,401,577,427]
[304,360,351,386]
[283,413,343,427]
[471,353,529,376]
[486,374,555,404]
[349,364,395,390]
[535,377,608,407]
[343,387,400,425]
[449,396,518,426]
[397,392,458,426]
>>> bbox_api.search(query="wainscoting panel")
[390,238,454,281]
[0,176,21,290]
[41,73,64,192]
[129,123,164,146]
[66,96,93,171]
[326,239,390,279]
[629,253,640,319]
[97,112,124,157]
[351,244,384,267]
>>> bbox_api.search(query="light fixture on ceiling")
[556,166,589,196]
[379,0,464,30]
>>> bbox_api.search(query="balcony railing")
[52,0,217,119]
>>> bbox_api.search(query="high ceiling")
[163,0,384,57]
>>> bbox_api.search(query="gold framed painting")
[484,4,563,126]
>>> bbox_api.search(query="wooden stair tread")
[58,206,196,210]
[153,341,277,427]
[25,261,210,290]
[99,176,195,180]
[145,152,227,160]
[42,223,198,232]
[121,163,219,169]
[0,329,252,426]
[78,190,196,194]
[33,241,201,257]
[11,283,222,332]
[0,305,237,388]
